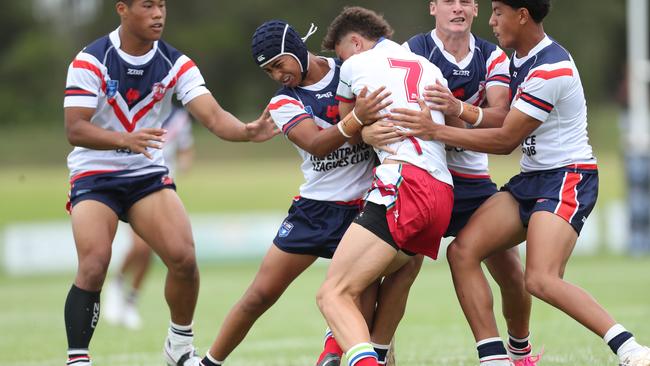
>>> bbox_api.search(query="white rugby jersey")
[405,30,510,176]
[509,35,596,172]
[161,107,193,177]
[64,28,209,179]
[268,57,375,202]
[337,39,453,186]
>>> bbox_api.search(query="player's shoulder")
[405,32,431,49]
[79,35,112,62]
[156,39,185,65]
[473,34,501,56]
[533,37,573,67]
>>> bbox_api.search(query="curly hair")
[322,6,394,51]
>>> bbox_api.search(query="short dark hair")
[494,0,551,23]
[322,6,394,51]
[116,0,134,6]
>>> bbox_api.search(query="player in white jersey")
[315,8,454,366]
[103,107,194,330]
[362,1,536,364]
[198,20,394,366]
[389,1,650,365]
[62,2,276,366]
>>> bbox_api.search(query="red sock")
[316,335,343,364]
[354,357,379,366]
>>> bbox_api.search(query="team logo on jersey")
[127,68,144,76]
[278,220,294,237]
[152,82,167,101]
[304,105,314,118]
[106,80,119,99]
[126,88,141,105]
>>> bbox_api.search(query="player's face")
[119,0,166,42]
[489,1,520,49]
[334,33,362,61]
[431,0,478,35]
[262,55,302,88]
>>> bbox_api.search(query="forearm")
[474,105,509,129]
[434,125,517,155]
[66,120,127,150]
[202,110,249,142]
[305,126,349,158]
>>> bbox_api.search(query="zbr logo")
[278,220,294,237]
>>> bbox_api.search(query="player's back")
[338,38,452,186]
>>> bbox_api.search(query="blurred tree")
[0,0,628,127]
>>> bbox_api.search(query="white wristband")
[337,121,352,138]
[351,108,364,126]
[473,107,483,127]
[457,101,464,117]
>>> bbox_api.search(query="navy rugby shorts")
[273,196,361,258]
[67,169,175,222]
[500,164,598,234]
[444,172,498,237]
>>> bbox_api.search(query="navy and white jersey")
[268,57,375,202]
[509,35,596,172]
[64,27,209,179]
[405,30,510,176]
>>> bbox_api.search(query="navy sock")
[477,338,508,363]
[64,284,100,349]
[608,331,634,354]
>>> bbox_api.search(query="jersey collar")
[431,29,475,70]
[512,34,552,67]
[109,27,159,66]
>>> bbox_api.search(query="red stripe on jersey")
[566,163,598,171]
[72,60,104,84]
[449,169,491,179]
[165,60,196,90]
[335,95,355,103]
[555,172,581,222]
[108,97,134,131]
[70,170,117,183]
[520,93,553,112]
[487,75,510,84]
[407,136,423,155]
[526,68,573,81]
[486,52,507,77]
[65,90,96,96]
[268,99,304,111]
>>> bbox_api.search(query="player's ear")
[429,1,436,16]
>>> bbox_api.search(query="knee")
[78,255,111,288]
[316,281,342,315]
[392,255,424,286]
[446,240,476,268]
[239,285,282,314]
[524,270,555,300]
[165,247,198,280]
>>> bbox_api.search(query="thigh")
[126,189,193,261]
[454,192,527,260]
[525,211,578,278]
[325,223,399,295]
[250,245,318,294]
[71,200,119,260]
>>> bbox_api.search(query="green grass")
[0,256,649,365]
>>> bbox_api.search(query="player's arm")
[290,87,391,158]
[64,107,165,160]
[185,94,278,142]
[423,81,509,128]
[389,100,541,155]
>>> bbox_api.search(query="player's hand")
[390,99,440,141]
[120,128,166,160]
[246,107,281,142]
[423,80,462,116]
[353,86,392,125]
[361,121,399,154]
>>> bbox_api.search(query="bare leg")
[121,232,153,291]
[483,246,531,339]
[524,212,616,336]
[208,245,317,360]
[446,192,526,342]
[127,189,198,325]
[317,223,400,351]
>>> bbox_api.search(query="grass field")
[0,104,645,365]
[0,256,649,366]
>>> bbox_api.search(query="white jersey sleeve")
[513,62,574,122]
[268,95,312,135]
[336,63,357,103]
[64,52,103,109]
[173,56,210,105]
[485,47,510,89]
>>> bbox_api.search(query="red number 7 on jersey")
[388,58,423,103]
